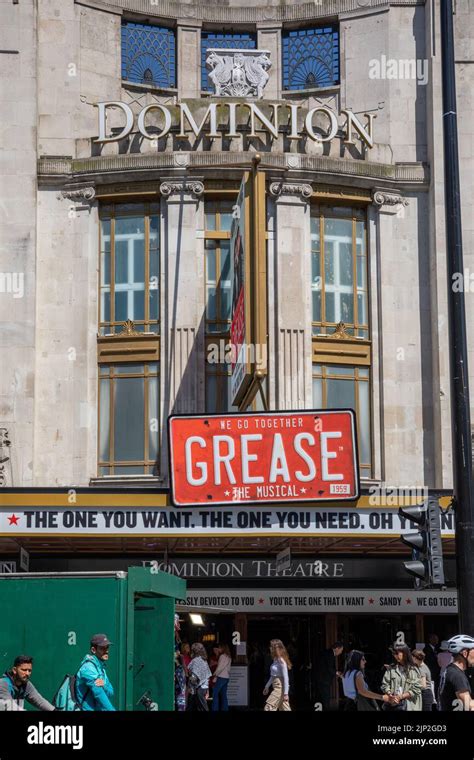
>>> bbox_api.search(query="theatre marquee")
[168,410,359,506]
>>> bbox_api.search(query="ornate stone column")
[269,180,313,410]
[159,178,205,485]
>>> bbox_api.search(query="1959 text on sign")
[168,410,359,507]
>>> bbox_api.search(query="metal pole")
[440,0,474,632]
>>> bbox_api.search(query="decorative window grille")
[282,26,339,90]
[121,21,176,88]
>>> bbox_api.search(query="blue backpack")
[53,657,100,711]
[52,673,84,711]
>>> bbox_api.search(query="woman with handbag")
[412,649,434,711]
[381,644,422,711]
[187,643,212,712]
[342,650,391,711]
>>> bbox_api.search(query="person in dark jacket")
[424,633,441,697]
[314,641,344,710]
[0,655,54,711]
[75,634,115,711]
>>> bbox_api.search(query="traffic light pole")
[440,0,474,631]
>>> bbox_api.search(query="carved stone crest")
[205,49,271,98]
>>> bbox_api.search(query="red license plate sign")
[168,411,359,506]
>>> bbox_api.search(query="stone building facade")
[0,0,473,494]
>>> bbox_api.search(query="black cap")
[90,634,112,648]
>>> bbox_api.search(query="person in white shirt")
[342,650,389,711]
[187,643,212,712]
[263,639,292,711]
[211,644,232,711]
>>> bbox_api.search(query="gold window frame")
[311,204,369,340]
[98,202,160,337]
[98,362,160,476]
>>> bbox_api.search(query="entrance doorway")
[247,615,325,709]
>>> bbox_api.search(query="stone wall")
[2,0,472,488]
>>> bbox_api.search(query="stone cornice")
[38,153,429,189]
[75,0,423,24]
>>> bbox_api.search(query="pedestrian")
[181,642,192,670]
[187,642,211,712]
[424,633,440,694]
[342,650,391,711]
[174,614,187,711]
[75,634,115,711]
[437,640,453,679]
[381,644,422,711]
[314,640,344,711]
[412,650,434,711]
[211,644,232,711]
[0,655,54,711]
[439,635,474,711]
[263,639,292,711]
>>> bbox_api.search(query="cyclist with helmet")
[439,635,474,711]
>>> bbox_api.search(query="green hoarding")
[0,567,185,711]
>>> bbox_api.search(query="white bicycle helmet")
[446,635,474,654]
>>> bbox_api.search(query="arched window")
[282,25,339,90]
[121,21,176,88]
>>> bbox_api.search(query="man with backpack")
[0,655,55,711]
[75,634,115,711]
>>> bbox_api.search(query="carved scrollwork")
[372,191,409,207]
[0,428,12,487]
[269,182,313,199]
[159,180,204,197]
[61,186,96,202]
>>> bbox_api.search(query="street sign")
[276,548,291,573]
[20,547,29,572]
[168,410,359,506]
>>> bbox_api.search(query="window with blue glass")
[282,26,339,90]
[121,21,176,88]
[201,32,257,91]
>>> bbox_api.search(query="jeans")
[212,677,229,711]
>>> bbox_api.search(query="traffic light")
[399,497,445,587]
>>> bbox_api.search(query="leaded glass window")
[121,21,176,88]
[282,26,339,90]
[312,364,372,478]
[99,203,160,336]
[311,207,368,338]
[201,32,257,91]
[99,362,159,476]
